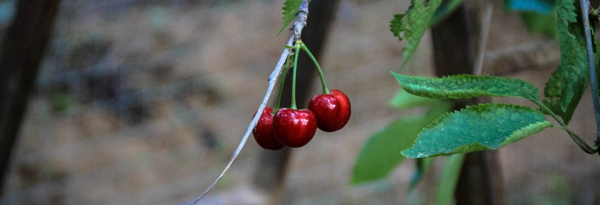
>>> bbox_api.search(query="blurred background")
[0,0,600,204]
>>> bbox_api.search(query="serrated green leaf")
[542,0,589,123]
[391,0,442,70]
[520,10,559,38]
[279,0,303,35]
[436,154,465,205]
[402,103,552,158]
[389,89,437,110]
[412,101,454,187]
[391,72,540,101]
[352,101,452,185]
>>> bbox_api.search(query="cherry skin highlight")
[308,89,351,132]
[252,107,285,150]
[273,108,317,147]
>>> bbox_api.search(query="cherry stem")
[273,70,286,114]
[299,42,329,94]
[292,43,301,109]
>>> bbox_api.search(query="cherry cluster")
[253,90,351,149]
[252,41,351,150]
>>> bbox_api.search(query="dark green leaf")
[520,10,558,38]
[389,89,436,110]
[402,103,552,158]
[279,0,303,35]
[436,154,465,205]
[391,72,540,101]
[352,101,452,184]
[390,0,442,70]
[424,101,454,123]
[351,117,424,184]
[505,0,555,13]
[543,0,589,124]
[408,157,434,190]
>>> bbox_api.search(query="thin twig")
[190,0,310,204]
[579,0,600,152]
[473,3,493,76]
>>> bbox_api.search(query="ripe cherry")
[308,89,351,132]
[273,108,317,147]
[252,107,285,150]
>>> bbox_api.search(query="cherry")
[308,89,351,132]
[252,107,285,150]
[273,108,317,147]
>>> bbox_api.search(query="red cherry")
[252,107,285,150]
[308,89,351,132]
[273,108,317,147]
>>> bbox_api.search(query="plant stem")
[292,43,301,109]
[273,71,286,114]
[553,125,598,154]
[300,42,329,94]
[533,100,566,127]
[579,0,600,151]
[534,100,598,153]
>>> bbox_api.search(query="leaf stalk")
[553,125,598,154]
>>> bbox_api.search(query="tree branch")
[579,0,600,152]
[190,0,310,204]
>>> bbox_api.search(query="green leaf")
[520,10,559,38]
[436,154,465,205]
[351,117,424,184]
[279,0,303,35]
[391,0,443,70]
[542,0,589,124]
[389,89,436,110]
[391,72,540,101]
[352,101,453,184]
[408,101,454,189]
[402,103,552,158]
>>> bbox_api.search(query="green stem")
[534,100,599,153]
[553,125,598,154]
[299,42,329,94]
[273,71,286,114]
[533,100,566,127]
[291,43,301,109]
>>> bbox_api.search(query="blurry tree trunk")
[0,0,62,194]
[252,0,339,204]
[431,2,504,205]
